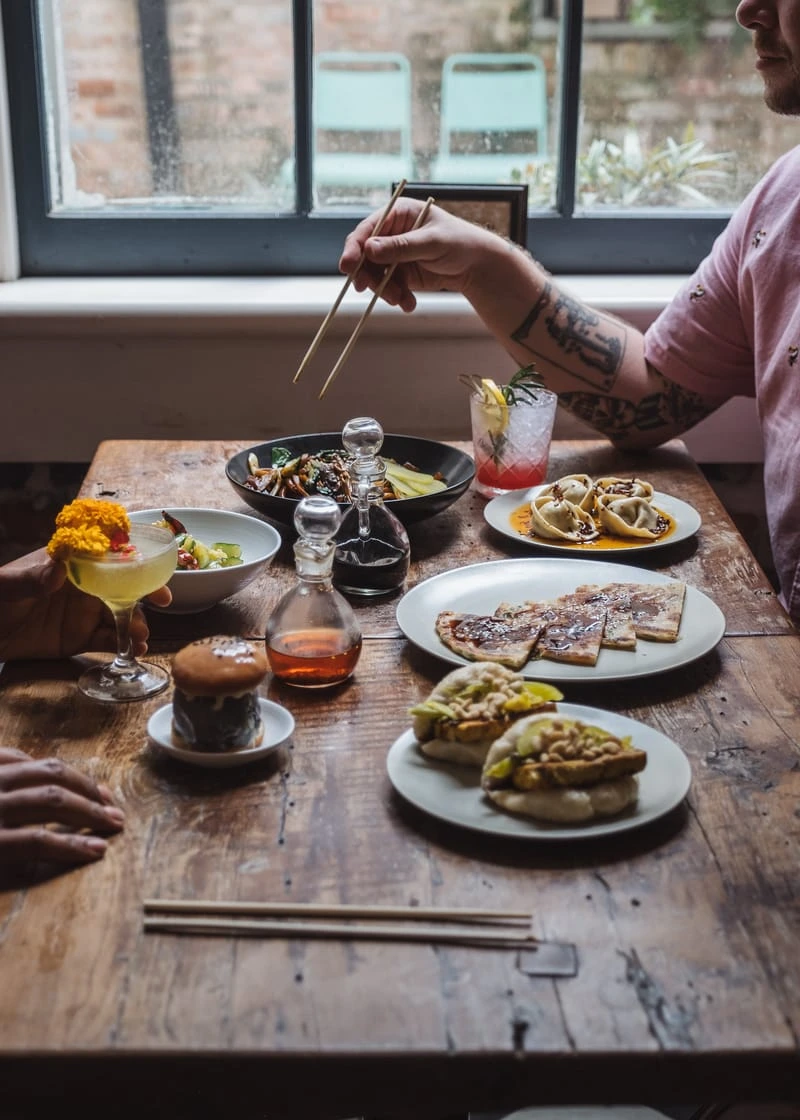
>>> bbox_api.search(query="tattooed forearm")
[559,372,716,443]
[511,282,625,391]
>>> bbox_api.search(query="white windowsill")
[0,273,762,465]
[0,274,683,335]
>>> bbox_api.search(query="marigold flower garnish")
[47,499,131,561]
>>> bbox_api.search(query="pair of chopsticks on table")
[293,178,435,400]
[143,898,535,950]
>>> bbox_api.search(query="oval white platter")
[395,557,725,684]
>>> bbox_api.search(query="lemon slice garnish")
[479,377,509,436]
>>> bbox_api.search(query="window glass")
[574,0,800,211]
[311,0,559,210]
[42,0,294,212]
[41,0,560,215]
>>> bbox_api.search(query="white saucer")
[147,698,294,768]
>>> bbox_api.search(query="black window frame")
[3,0,730,278]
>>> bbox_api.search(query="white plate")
[484,486,701,555]
[147,698,294,768]
[387,703,692,841]
[395,557,725,683]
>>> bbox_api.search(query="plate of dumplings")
[483,474,701,555]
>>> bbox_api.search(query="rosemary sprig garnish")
[502,364,546,405]
[459,364,548,469]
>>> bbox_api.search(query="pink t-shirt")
[645,144,800,625]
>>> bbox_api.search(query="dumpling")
[596,494,667,539]
[529,495,599,542]
[594,476,654,502]
[539,473,595,511]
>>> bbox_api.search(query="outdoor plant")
[515,126,733,209]
[629,0,733,47]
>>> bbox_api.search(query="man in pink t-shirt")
[338,0,800,627]
[646,142,800,622]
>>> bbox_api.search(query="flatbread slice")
[434,610,542,670]
[496,594,607,667]
[572,583,637,650]
[604,581,686,642]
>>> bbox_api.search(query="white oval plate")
[395,557,726,684]
[387,703,692,842]
[484,487,701,555]
[147,698,294,768]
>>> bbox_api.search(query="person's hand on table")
[0,547,172,662]
[339,197,505,313]
[0,746,124,868]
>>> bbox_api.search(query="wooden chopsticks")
[292,181,435,399]
[143,898,534,950]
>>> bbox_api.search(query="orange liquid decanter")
[266,496,362,688]
[333,416,410,597]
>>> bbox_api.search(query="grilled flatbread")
[571,583,637,650]
[496,593,607,666]
[589,581,686,642]
[434,580,685,673]
[435,610,542,670]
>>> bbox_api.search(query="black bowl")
[225,433,475,527]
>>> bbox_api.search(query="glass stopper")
[293,495,342,544]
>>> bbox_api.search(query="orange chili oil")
[509,503,677,550]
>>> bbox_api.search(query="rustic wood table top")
[1,438,798,1120]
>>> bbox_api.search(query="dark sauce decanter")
[266,496,362,688]
[333,416,411,597]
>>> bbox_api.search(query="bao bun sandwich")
[481,713,647,823]
[172,635,268,752]
[409,662,563,767]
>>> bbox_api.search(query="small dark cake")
[171,635,268,752]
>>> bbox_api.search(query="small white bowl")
[129,507,281,614]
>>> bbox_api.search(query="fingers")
[0,753,125,870]
[0,755,115,806]
[0,784,125,834]
[0,550,66,601]
[0,746,33,765]
[145,585,172,608]
[339,198,429,274]
[0,828,109,867]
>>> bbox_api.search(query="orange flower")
[47,499,130,560]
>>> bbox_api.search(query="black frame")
[2,0,730,277]
[398,183,528,247]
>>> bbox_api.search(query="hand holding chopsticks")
[291,184,436,399]
[143,898,535,950]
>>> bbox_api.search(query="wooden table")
[1,438,798,1120]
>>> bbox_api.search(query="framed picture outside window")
[394,183,528,248]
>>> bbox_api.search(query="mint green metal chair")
[431,52,548,184]
[313,51,415,190]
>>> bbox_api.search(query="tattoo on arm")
[559,370,717,442]
[511,283,625,391]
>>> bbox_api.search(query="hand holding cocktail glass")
[47,501,177,702]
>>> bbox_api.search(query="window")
[4,0,798,276]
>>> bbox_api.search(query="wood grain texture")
[0,438,798,1120]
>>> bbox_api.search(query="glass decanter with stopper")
[333,416,411,597]
[266,496,362,687]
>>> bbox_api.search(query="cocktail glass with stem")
[64,523,178,702]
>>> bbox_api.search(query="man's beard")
[755,37,800,115]
[764,76,800,115]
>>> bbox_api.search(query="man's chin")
[763,79,800,115]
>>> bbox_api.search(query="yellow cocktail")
[66,524,177,609]
[64,523,177,701]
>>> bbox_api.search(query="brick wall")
[54,2,795,206]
